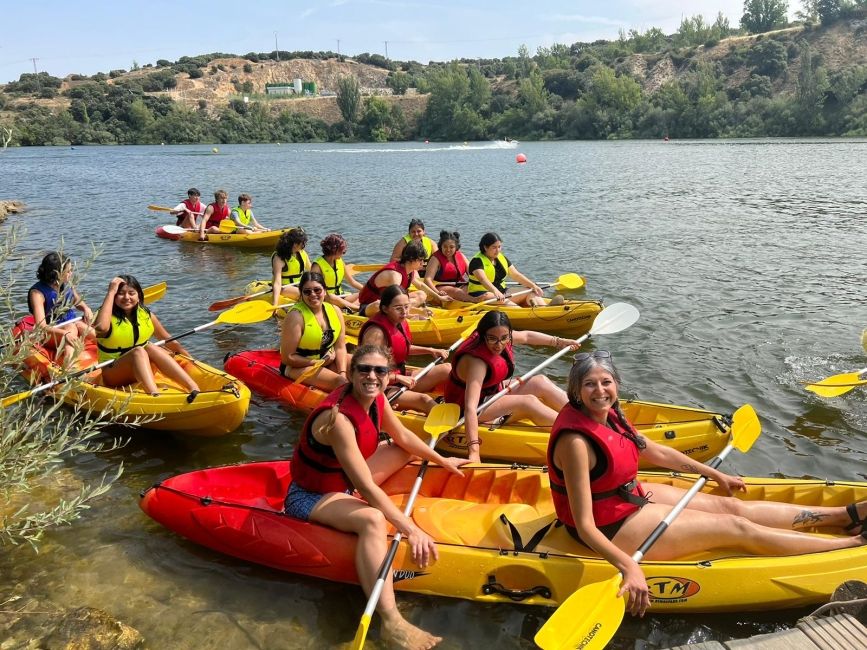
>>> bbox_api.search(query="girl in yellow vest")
[271,228,311,306]
[94,275,199,396]
[389,218,438,271]
[230,193,269,233]
[310,233,364,312]
[279,272,348,391]
[467,232,547,307]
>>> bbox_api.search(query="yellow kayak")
[155,226,292,250]
[439,297,604,336]
[142,461,867,613]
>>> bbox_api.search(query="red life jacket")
[178,198,202,226]
[204,202,229,228]
[431,250,468,283]
[290,387,385,494]
[358,312,412,374]
[443,332,514,406]
[547,404,646,528]
[358,261,410,305]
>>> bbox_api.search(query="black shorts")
[565,518,629,547]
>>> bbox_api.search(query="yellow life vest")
[403,234,433,259]
[272,250,311,284]
[315,256,345,295]
[231,206,253,228]
[291,301,342,359]
[466,252,510,294]
[96,308,155,362]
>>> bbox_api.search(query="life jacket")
[290,300,342,359]
[402,234,434,259]
[358,261,410,306]
[231,206,253,228]
[28,281,77,325]
[358,312,411,374]
[547,404,647,529]
[96,307,155,362]
[315,256,345,295]
[290,387,385,494]
[466,252,510,294]
[273,250,311,284]
[443,331,514,406]
[431,249,468,284]
[205,202,229,228]
[178,198,202,226]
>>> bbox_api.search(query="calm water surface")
[2,140,866,648]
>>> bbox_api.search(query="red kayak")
[224,349,326,411]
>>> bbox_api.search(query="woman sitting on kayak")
[423,230,475,304]
[310,233,363,312]
[357,241,448,317]
[280,272,348,391]
[389,218,438,274]
[271,228,311,306]
[444,310,580,462]
[94,275,199,396]
[286,344,468,649]
[28,252,94,367]
[358,284,451,414]
[550,351,867,618]
[467,232,551,307]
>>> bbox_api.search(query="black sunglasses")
[302,287,324,296]
[355,363,390,377]
[573,350,612,363]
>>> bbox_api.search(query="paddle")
[147,204,204,215]
[534,404,762,650]
[1,301,276,409]
[161,225,193,235]
[219,219,237,233]
[455,273,585,313]
[862,329,866,353]
[350,402,461,650]
[346,263,384,274]
[804,367,867,398]
[386,318,481,405]
[209,286,272,312]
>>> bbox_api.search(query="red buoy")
[516,153,527,163]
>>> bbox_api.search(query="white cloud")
[545,14,628,28]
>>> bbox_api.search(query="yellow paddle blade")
[143,281,167,304]
[1,388,36,409]
[862,329,867,353]
[423,403,460,441]
[730,404,761,452]
[219,219,236,233]
[295,359,327,384]
[553,273,585,291]
[535,573,624,650]
[345,333,359,346]
[217,301,279,324]
[350,613,372,650]
[147,204,174,212]
[805,371,867,398]
[347,262,383,274]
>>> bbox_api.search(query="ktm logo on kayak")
[345,319,364,329]
[646,576,700,602]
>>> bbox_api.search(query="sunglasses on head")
[573,350,612,363]
[355,363,390,377]
[302,287,324,296]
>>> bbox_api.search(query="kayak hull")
[224,349,731,466]
[439,298,604,336]
[140,461,867,613]
[155,226,292,250]
[15,321,250,436]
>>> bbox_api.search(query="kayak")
[223,349,732,466]
[155,226,292,250]
[140,460,867,613]
[14,317,250,436]
[438,297,604,336]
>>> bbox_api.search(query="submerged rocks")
[0,200,26,220]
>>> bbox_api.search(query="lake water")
[2,139,866,648]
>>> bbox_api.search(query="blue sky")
[2,0,772,83]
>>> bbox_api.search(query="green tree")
[796,42,829,131]
[386,71,411,95]
[336,75,361,134]
[741,0,789,33]
[748,39,789,77]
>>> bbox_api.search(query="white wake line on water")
[304,142,518,154]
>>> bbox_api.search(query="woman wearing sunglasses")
[358,284,451,413]
[443,310,581,462]
[548,351,867,619]
[285,344,469,649]
[279,272,348,391]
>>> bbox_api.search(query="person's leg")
[280,285,301,301]
[392,390,436,414]
[412,364,449,395]
[284,363,347,391]
[509,375,568,410]
[100,347,158,393]
[476,394,558,427]
[146,346,199,392]
[614,503,865,562]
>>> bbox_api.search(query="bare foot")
[381,616,441,650]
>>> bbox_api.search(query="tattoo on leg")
[792,510,829,528]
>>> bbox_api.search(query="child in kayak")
[27,252,93,366]
[198,189,230,240]
[549,350,867,618]
[94,275,199,397]
[285,344,468,649]
[229,193,268,234]
[169,188,203,229]
[358,241,448,317]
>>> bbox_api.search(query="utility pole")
[274,32,279,62]
[336,39,340,56]
[30,57,39,73]
[384,41,389,60]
